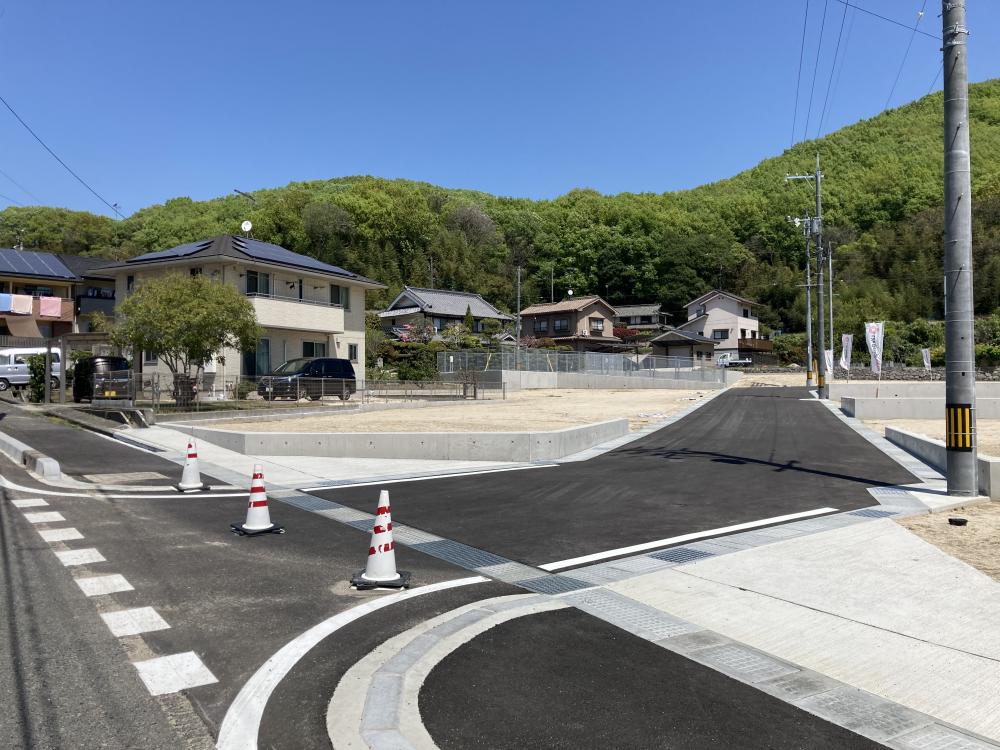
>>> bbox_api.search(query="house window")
[303,341,327,358]
[589,317,604,332]
[190,267,202,277]
[298,279,304,301]
[246,270,271,296]
[330,284,351,311]
[712,329,729,340]
[432,317,446,332]
[553,318,569,333]
[741,329,747,339]
[743,308,750,318]
[348,343,358,362]
[143,350,158,366]
[630,316,640,325]
[126,275,134,293]
[533,318,548,333]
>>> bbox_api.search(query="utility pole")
[515,265,522,367]
[942,0,977,496]
[828,242,835,352]
[805,230,815,388]
[786,155,826,397]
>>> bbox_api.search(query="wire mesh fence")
[437,349,716,379]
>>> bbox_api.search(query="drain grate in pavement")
[563,588,700,641]
[409,539,510,570]
[347,519,374,531]
[869,487,911,497]
[693,644,798,683]
[515,576,592,595]
[281,494,336,512]
[891,725,999,750]
[848,508,900,519]
[649,547,715,564]
[797,688,931,743]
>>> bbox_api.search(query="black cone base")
[350,570,412,590]
[176,483,211,493]
[230,522,285,536]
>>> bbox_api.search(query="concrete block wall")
[830,382,1000,400]
[841,397,1000,419]
[177,418,630,462]
[885,426,999,499]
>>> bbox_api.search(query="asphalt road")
[316,387,917,568]
[421,607,886,749]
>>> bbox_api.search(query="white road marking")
[54,548,106,567]
[132,652,218,696]
[83,471,168,483]
[297,463,553,493]
[11,498,47,508]
[539,507,840,571]
[75,574,134,597]
[216,576,487,750]
[0,473,245,499]
[101,607,170,637]
[23,511,66,524]
[39,527,84,542]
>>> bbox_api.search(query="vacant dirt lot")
[862,419,1000,458]
[898,502,1000,583]
[216,388,712,433]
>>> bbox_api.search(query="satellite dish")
[241,220,253,233]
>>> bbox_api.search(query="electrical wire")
[884,0,928,110]
[791,0,811,147]
[803,0,830,140]
[0,192,22,206]
[927,62,943,95]
[824,4,857,134]
[0,166,41,204]
[833,0,937,40]
[0,93,119,216]
[817,0,850,137]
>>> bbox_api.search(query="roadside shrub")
[26,354,48,403]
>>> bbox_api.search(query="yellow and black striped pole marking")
[946,404,974,451]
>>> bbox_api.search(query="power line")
[0,166,41,204]
[803,0,830,140]
[791,0,811,147]
[884,1,928,110]
[927,61,943,95]
[827,5,857,121]
[0,192,22,206]
[817,0,850,137]
[833,0,937,40]
[0,93,121,217]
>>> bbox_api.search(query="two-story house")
[378,286,513,339]
[612,303,668,334]
[518,295,620,352]
[0,247,82,339]
[101,234,385,382]
[675,289,772,361]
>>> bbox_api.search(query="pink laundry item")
[10,294,33,314]
[39,296,62,317]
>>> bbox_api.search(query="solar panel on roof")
[237,238,357,278]
[126,240,207,263]
[0,248,77,279]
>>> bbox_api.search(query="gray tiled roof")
[388,286,513,320]
[614,303,661,317]
[651,329,714,344]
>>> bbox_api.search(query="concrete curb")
[0,427,61,479]
[885,426,999,500]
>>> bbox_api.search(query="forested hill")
[2,78,1000,334]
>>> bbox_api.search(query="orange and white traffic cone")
[230,464,284,536]
[351,490,410,589]
[176,440,210,492]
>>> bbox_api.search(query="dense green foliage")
[3,80,1000,343]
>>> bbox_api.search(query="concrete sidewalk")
[608,518,1000,743]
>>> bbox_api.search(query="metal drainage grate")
[347,519,374,531]
[869,487,910,497]
[515,576,592,595]
[649,547,715,564]
[848,508,900,518]
[410,539,511,570]
[280,494,334,512]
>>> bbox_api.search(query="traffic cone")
[176,440,210,492]
[230,464,284,536]
[351,490,410,589]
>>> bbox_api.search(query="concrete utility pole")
[828,242,835,352]
[942,0,977,495]
[804,229,815,388]
[515,265,522,367]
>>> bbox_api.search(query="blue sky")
[1,1,998,216]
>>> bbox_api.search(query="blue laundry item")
[0,293,11,312]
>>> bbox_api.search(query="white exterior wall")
[682,295,759,355]
[112,260,368,382]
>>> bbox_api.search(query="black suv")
[257,357,357,401]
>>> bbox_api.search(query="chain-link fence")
[83,372,503,414]
[437,349,708,377]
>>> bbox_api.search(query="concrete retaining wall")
[885,426,999,499]
[501,370,726,391]
[830,382,1000,400]
[177,418,630,462]
[0,428,61,478]
[841,397,1000,419]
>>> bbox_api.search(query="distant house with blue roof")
[99,234,386,383]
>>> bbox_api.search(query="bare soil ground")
[734,371,889,387]
[898,503,1000,583]
[214,388,711,434]
[862,419,1000,458]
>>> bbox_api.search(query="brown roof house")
[519,295,621,352]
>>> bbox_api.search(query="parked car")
[0,347,63,391]
[257,357,356,401]
[72,356,131,402]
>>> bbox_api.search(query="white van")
[0,347,62,391]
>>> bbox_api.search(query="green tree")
[463,305,475,330]
[111,274,260,401]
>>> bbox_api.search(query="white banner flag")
[921,347,931,371]
[865,321,885,375]
[824,349,834,377]
[840,334,853,371]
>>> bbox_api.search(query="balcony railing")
[244,291,345,309]
[738,337,773,352]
